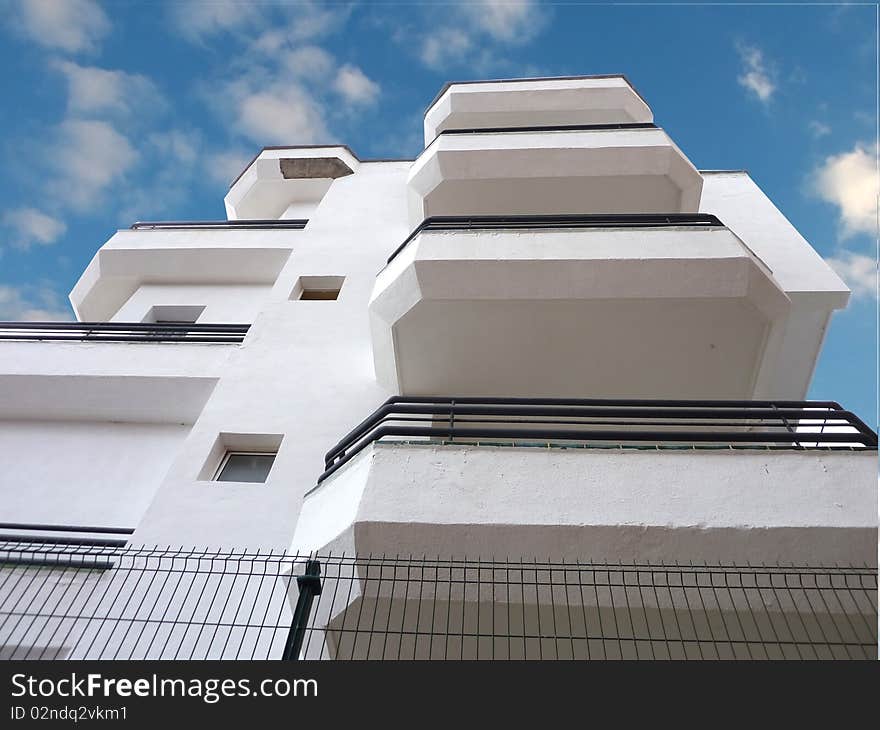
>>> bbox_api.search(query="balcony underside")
[224,146,359,220]
[70,228,294,321]
[424,75,654,142]
[295,442,876,566]
[0,333,228,422]
[290,556,876,659]
[370,225,789,398]
[406,128,702,225]
[293,397,877,566]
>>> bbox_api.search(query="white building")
[0,76,876,660]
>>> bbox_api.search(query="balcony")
[406,124,702,226]
[70,222,298,322]
[0,321,249,344]
[369,215,790,399]
[424,75,654,143]
[225,146,359,220]
[0,322,245,422]
[292,397,878,566]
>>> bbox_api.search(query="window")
[142,305,205,324]
[198,433,284,483]
[214,452,276,483]
[291,276,345,301]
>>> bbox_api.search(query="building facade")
[0,76,876,660]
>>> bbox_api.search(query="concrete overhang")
[424,75,653,144]
[0,373,218,424]
[70,229,294,321]
[225,146,360,220]
[407,128,702,227]
[0,336,232,423]
[369,226,791,398]
[293,442,877,565]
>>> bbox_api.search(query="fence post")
[281,559,322,660]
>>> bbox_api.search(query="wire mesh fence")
[0,544,876,660]
[0,544,294,660]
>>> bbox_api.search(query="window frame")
[212,450,278,483]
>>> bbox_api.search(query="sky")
[0,1,877,422]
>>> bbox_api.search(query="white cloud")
[147,129,200,166]
[415,1,548,72]
[211,21,376,144]
[0,284,72,321]
[808,120,831,138]
[205,150,253,187]
[333,65,380,105]
[825,251,877,299]
[811,142,879,238]
[420,28,474,70]
[736,43,776,102]
[2,207,66,250]
[51,60,165,118]
[172,0,348,43]
[115,129,207,223]
[279,45,336,78]
[13,0,110,53]
[285,1,351,42]
[47,119,139,210]
[183,4,373,146]
[461,0,547,43]
[169,0,263,42]
[235,86,330,144]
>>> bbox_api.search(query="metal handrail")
[130,219,307,230]
[385,213,725,266]
[317,397,878,483]
[425,121,658,147]
[0,321,250,343]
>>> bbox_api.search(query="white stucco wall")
[0,420,189,528]
[113,284,272,323]
[293,444,877,564]
[2,87,862,556]
[130,162,411,548]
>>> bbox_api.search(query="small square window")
[291,276,345,301]
[143,305,205,324]
[198,432,283,482]
[214,452,276,483]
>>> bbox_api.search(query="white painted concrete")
[407,127,703,226]
[294,443,877,564]
[225,146,360,220]
[0,339,228,422]
[129,161,410,548]
[0,420,188,528]
[0,76,864,564]
[424,76,653,142]
[369,226,790,397]
[70,228,295,321]
[114,284,271,323]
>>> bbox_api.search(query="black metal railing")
[130,219,307,230]
[385,213,724,265]
[429,121,658,147]
[0,322,250,344]
[0,545,874,660]
[319,397,878,483]
[0,523,134,550]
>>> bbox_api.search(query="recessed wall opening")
[214,452,276,483]
[198,433,284,484]
[142,305,206,324]
[291,276,345,301]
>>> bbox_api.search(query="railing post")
[281,559,322,660]
[449,399,455,443]
[772,403,801,448]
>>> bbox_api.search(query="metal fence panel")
[1,545,875,660]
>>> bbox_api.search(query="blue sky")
[0,1,877,421]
